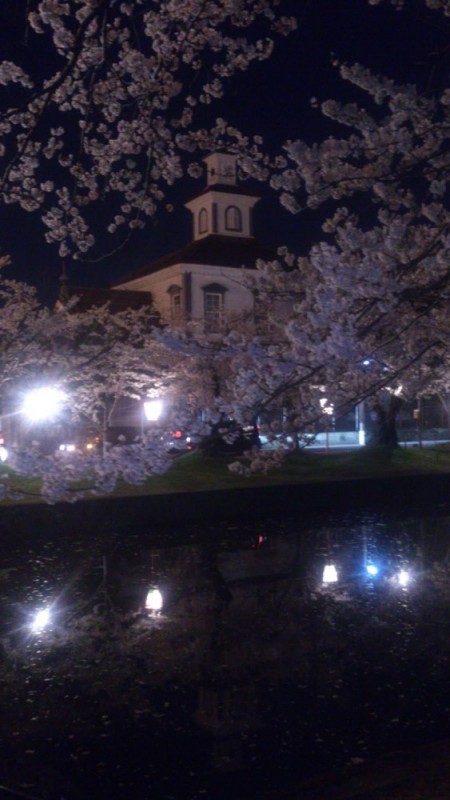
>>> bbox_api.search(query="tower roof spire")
[204,152,238,187]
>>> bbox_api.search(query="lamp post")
[320,398,334,452]
[142,398,163,438]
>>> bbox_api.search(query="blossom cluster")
[0,277,199,503]
[0,0,295,258]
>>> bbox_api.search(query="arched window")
[198,208,209,234]
[225,205,242,232]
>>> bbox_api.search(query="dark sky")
[0,0,446,300]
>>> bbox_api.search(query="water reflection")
[0,510,449,798]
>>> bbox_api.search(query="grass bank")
[112,444,450,497]
[3,445,449,504]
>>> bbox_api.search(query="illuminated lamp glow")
[366,564,379,576]
[31,607,51,633]
[22,387,67,422]
[143,399,163,422]
[398,569,410,587]
[0,446,8,462]
[322,564,338,584]
[145,587,163,613]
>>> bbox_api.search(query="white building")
[113,153,275,327]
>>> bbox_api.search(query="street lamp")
[397,569,411,588]
[143,398,163,422]
[320,398,334,452]
[22,386,67,422]
[30,607,52,634]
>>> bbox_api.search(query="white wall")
[116,263,255,322]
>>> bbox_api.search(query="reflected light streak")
[145,587,163,613]
[31,607,51,633]
[398,569,411,587]
[322,564,338,584]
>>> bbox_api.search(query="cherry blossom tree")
[222,0,450,454]
[0,269,194,501]
[0,0,295,259]
[1,0,449,498]
[0,0,297,500]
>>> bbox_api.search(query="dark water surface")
[0,503,449,800]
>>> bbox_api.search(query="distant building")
[112,152,276,327]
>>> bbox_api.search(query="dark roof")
[186,184,261,201]
[112,235,277,286]
[60,286,153,313]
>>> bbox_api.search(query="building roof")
[185,183,262,201]
[59,286,153,313]
[112,234,277,286]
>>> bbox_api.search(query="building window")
[202,282,227,329]
[199,207,209,234]
[167,284,182,320]
[225,205,242,232]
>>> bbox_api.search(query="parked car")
[163,429,200,454]
[198,419,260,456]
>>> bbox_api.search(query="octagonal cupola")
[185,153,260,241]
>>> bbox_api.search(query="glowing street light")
[397,569,411,588]
[320,398,334,452]
[22,387,67,422]
[30,607,51,634]
[366,564,379,577]
[143,399,163,422]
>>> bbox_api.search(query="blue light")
[366,564,379,576]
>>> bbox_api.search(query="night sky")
[0,0,446,301]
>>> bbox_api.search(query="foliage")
[0,1,449,496]
[0,272,193,502]
[220,0,450,461]
[0,0,295,259]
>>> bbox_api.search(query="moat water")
[0,503,449,799]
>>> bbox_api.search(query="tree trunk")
[371,395,403,448]
[437,393,450,433]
